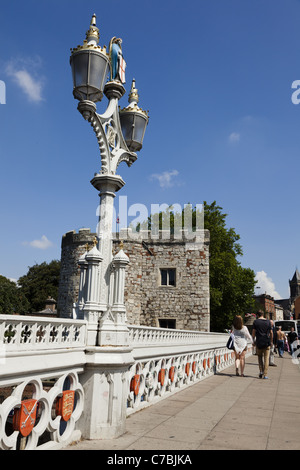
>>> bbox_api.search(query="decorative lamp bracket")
[77,82,137,176]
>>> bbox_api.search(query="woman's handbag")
[226,333,235,350]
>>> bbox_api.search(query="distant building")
[289,269,300,319]
[274,303,284,321]
[273,269,300,320]
[274,298,292,320]
[30,297,57,317]
[254,294,275,320]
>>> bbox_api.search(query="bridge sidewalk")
[65,353,300,451]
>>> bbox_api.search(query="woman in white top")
[232,315,253,377]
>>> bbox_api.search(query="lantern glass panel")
[133,114,147,144]
[88,52,109,92]
[120,113,134,141]
[72,53,88,89]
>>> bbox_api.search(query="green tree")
[203,201,256,331]
[18,260,61,313]
[0,275,29,314]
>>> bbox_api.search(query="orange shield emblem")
[56,390,75,422]
[130,375,140,396]
[158,368,165,386]
[13,399,38,437]
[169,366,175,382]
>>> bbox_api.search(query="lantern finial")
[86,14,100,45]
[128,79,139,106]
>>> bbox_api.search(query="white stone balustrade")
[0,314,252,449]
[127,325,253,415]
[0,315,87,351]
[0,315,87,450]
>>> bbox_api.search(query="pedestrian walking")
[232,315,253,377]
[276,326,286,358]
[269,320,277,367]
[287,327,298,355]
[252,310,273,379]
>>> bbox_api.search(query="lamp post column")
[91,174,127,345]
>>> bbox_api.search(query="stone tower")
[289,269,300,320]
[289,269,300,304]
[57,228,210,331]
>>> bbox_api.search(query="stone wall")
[57,228,97,318]
[57,229,210,331]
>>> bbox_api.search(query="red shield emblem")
[56,390,75,422]
[13,399,38,437]
[130,375,140,396]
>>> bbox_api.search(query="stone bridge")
[0,314,245,450]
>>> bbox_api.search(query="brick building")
[254,293,275,320]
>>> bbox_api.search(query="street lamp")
[70,14,110,102]
[119,79,149,152]
[70,15,149,346]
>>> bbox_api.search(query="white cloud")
[255,271,282,299]
[23,235,54,250]
[150,170,180,188]
[5,57,45,103]
[228,132,240,143]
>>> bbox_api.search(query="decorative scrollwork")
[78,90,137,177]
[88,113,110,174]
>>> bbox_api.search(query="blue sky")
[1,0,300,300]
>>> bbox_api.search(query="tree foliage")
[18,260,61,313]
[0,275,29,314]
[204,201,256,331]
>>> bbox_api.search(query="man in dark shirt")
[288,327,298,355]
[252,310,273,379]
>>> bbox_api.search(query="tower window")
[159,319,176,329]
[160,268,176,287]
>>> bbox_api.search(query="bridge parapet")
[0,315,252,449]
[127,325,252,415]
[0,314,87,351]
[0,315,87,450]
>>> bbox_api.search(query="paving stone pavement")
[65,352,300,451]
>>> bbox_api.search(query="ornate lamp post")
[70,15,148,346]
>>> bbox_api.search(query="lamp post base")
[78,346,134,439]
[98,319,130,347]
